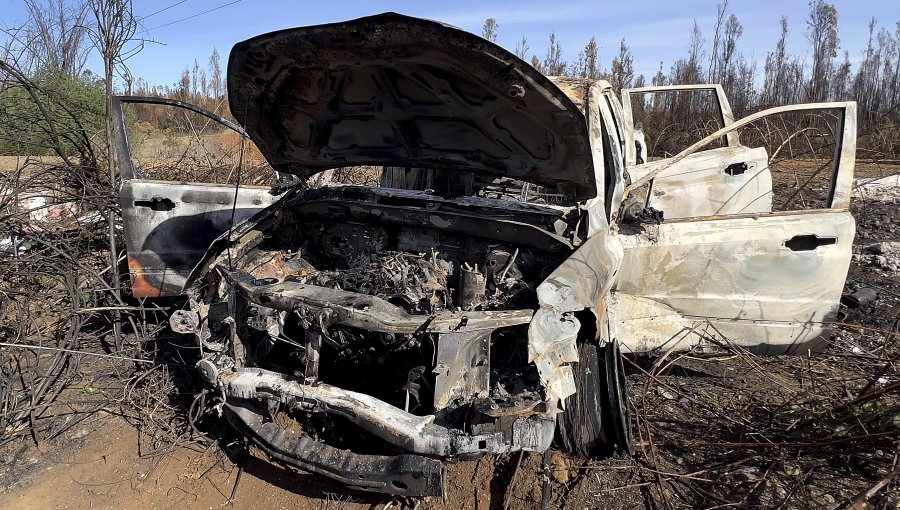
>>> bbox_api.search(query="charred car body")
[116,14,858,497]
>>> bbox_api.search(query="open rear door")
[612,102,857,355]
[114,97,281,297]
[621,84,771,219]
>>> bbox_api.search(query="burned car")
[115,13,858,498]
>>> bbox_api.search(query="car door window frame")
[113,96,282,298]
[620,84,737,167]
[625,101,857,216]
[112,96,257,183]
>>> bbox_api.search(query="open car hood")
[227,13,596,202]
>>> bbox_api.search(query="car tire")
[603,340,633,455]
[556,340,632,457]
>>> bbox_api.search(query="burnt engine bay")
[187,187,581,466]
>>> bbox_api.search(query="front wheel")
[556,340,632,457]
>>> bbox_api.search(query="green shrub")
[0,68,106,158]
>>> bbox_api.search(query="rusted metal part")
[223,398,444,497]
[125,254,167,298]
[227,13,596,202]
[225,269,534,334]
[223,368,554,456]
[303,330,321,384]
[620,83,738,168]
[458,267,487,310]
[433,331,491,411]
[169,310,199,334]
[549,76,591,110]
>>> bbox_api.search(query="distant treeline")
[130,1,898,157]
[4,0,896,158]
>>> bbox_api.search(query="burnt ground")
[1,169,900,509]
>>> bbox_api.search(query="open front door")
[612,102,857,355]
[621,84,771,219]
[114,97,281,297]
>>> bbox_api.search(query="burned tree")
[87,0,140,350]
[542,31,566,76]
[208,47,223,99]
[806,0,839,102]
[610,38,634,92]
[514,36,529,61]
[21,0,92,77]
[481,18,499,43]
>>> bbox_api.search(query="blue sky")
[2,0,898,87]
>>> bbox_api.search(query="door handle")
[134,197,176,211]
[724,162,748,176]
[784,234,837,251]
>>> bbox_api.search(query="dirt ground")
[0,155,66,173]
[0,412,587,510]
[0,414,382,510]
[2,349,896,510]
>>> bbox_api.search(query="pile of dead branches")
[0,58,210,463]
[611,321,900,509]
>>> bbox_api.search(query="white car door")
[611,102,857,355]
[621,84,772,219]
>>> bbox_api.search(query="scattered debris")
[843,287,879,308]
[854,174,900,204]
[861,242,900,272]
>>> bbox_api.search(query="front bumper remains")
[221,368,556,497]
[224,398,444,496]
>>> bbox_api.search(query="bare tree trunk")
[23,0,91,76]
[102,49,121,350]
[806,0,839,102]
[481,18,499,43]
[708,1,728,83]
[514,37,529,61]
[88,0,138,351]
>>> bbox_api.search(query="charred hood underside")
[227,13,597,202]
